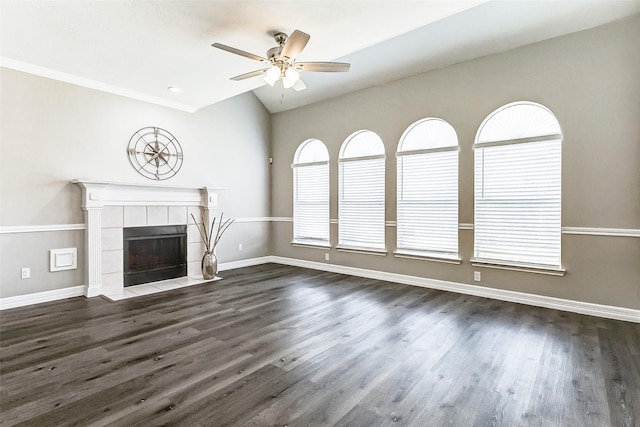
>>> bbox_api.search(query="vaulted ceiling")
[2,1,639,114]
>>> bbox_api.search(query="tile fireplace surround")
[72,180,222,299]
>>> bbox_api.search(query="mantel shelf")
[71,179,226,192]
[71,179,224,209]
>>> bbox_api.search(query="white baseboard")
[0,286,85,310]
[218,256,273,272]
[3,257,638,323]
[0,255,271,310]
[267,256,640,323]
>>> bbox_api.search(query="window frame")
[472,101,565,275]
[337,130,387,254]
[395,118,460,263]
[291,139,331,248]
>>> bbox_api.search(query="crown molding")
[0,57,199,113]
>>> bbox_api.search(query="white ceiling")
[1,1,639,114]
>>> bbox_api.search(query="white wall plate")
[50,247,77,272]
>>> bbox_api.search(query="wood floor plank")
[0,263,637,426]
[288,350,401,426]
[334,404,385,427]
[598,323,638,427]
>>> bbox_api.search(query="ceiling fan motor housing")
[268,32,290,62]
[267,46,284,60]
[274,32,288,45]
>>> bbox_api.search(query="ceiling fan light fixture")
[263,75,277,87]
[282,78,295,89]
[263,65,281,86]
[282,67,300,89]
[285,67,300,82]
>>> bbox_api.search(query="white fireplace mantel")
[72,180,224,297]
[72,179,224,210]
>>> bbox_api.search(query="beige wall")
[0,69,272,298]
[270,16,640,310]
[1,16,638,310]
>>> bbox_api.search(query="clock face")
[127,127,183,181]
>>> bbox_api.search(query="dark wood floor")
[1,264,638,426]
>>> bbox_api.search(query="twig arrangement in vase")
[191,212,234,280]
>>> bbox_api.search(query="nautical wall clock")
[127,126,184,181]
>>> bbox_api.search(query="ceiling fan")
[212,30,350,91]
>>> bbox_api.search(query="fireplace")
[123,225,187,287]
[72,180,220,297]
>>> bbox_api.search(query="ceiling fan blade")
[296,62,350,72]
[280,30,310,60]
[212,43,268,63]
[293,78,307,92]
[230,68,268,81]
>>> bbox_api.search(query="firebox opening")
[123,225,187,287]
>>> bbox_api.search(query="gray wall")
[0,68,271,298]
[270,16,640,310]
[1,16,638,310]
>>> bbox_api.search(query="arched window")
[292,139,330,246]
[338,130,385,251]
[397,118,459,260]
[474,101,562,269]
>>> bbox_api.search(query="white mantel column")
[84,208,103,297]
[202,187,219,225]
[73,181,107,297]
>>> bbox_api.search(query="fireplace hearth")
[123,225,187,287]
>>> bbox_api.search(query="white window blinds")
[397,118,459,258]
[293,139,330,246]
[339,131,386,251]
[474,102,562,268]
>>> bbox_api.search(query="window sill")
[470,258,566,276]
[394,251,462,264]
[291,241,331,250]
[336,246,387,256]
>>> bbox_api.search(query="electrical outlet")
[21,268,31,279]
[324,253,330,261]
[474,271,481,281]
[238,243,243,251]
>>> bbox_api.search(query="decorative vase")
[201,251,217,280]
